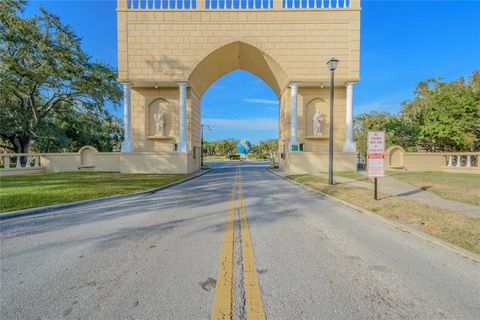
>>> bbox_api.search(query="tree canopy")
[354,71,480,155]
[0,0,123,153]
[202,138,278,157]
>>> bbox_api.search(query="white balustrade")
[283,0,348,9]
[447,155,453,167]
[124,0,352,9]
[444,153,479,171]
[0,154,44,171]
[127,0,197,9]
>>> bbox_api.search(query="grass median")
[386,171,480,206]
[288,174,480,255]
[0,172,189,213]
[335,171,480,206]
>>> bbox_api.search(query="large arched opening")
[200,70,279,157]
[184,41,289,164]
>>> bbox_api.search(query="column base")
[342,141,356,153]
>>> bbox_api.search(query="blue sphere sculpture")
[236,139,252,155]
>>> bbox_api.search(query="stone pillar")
[289,82,299,151]
[121,83,133,152]
[466,155,472,167]
[343,82,356,153]
[178,82,188,152]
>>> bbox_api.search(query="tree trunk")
[9,135,31,164]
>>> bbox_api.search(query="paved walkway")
[318,174,480,217]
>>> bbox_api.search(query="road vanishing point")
[1,162,479,319]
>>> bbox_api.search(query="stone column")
[121,82,133,152]
[343,82,356,153]
[466,155,472,167]
[289,82,299,151]
[178,82,188,152]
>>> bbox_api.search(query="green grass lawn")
[288,174,480,254]
[0,172,188,213]
[386,171,480,206]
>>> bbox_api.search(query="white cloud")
[242,98,278,105]
[203,117,277,131]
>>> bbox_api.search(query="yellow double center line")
[211,167,265,320]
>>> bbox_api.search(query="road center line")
[238,168,266,320]
[211,167,238,320]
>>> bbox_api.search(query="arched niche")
[147,97,173,137]
[386,145,405,168]
[78,146,98,167]
[306,98,329,137]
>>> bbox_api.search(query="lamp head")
[327,58,339,71]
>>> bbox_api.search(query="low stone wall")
[385,146,479,174]
[402,153,446,171]
[120,152,198,174]
[284,152,357,174]
[1,146,201,175]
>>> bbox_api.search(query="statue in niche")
[313,110,326,136]
[153,111,165,136]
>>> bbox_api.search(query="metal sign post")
[366,131,385,200]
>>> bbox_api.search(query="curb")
[267,168,480,263]
[0,168,213,221]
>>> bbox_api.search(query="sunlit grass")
[0,172,188,213]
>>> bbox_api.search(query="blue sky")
[25,0,480,143]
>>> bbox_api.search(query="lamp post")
[201,124,204,167]
[327,58,339,185]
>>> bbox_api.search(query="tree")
[31,109,123,153]
[0,0,122,153]
[354,112,416,157]
[402,72,480,151]
[354,71,480,154]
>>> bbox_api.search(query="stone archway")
[116,0,361,173]
[185,41,288,162]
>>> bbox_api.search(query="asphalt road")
[1,162,479,319]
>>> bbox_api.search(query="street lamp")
[327,58,339,185]
[201,124,204,167]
